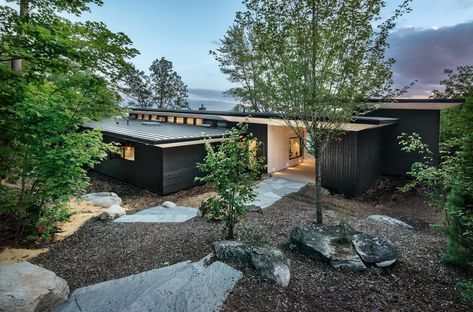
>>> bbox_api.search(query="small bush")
[337,216,352,245]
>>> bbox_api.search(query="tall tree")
[120,67,154,108]
[0,0,137,240]
[149,57,189,109]
[222,0,411,223]
[211,25,265,112]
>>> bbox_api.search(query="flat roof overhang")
[84,119,229,145]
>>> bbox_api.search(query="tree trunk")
[11,0,29,72]
[315,147,323,224]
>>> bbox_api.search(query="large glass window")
[195,118,203,126]
[289,137,302,159]
[186,117,194,125]
[176,117,184,124]
[167,116,175,123]
[122,146,135,161]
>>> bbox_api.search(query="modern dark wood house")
[85,99,462,197]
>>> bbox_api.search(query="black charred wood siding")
[365,109,440,175]
[320,132,359,196]
[93,135,164,194]
[355,127,383,195]
[320,128,384,197]
[161,144,208,194]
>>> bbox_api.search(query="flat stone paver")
[54,256,242,312]
[249,177,307,209]
[114,206,197,223]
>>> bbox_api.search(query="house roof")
[369,98,464,110]
[85,118,229,145]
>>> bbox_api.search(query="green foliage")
[0,0,135,240]
[458,281,473,302]
[196,123,266,239]
[337,216,352,245]
[201,197,226,221]
[216,0,412,224]
[401,66,473,301]
[121,58,190,109]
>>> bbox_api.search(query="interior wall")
[267,125,304,173]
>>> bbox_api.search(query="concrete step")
[54,261,193,312]
[123,261,242,312]
[114,206,197,223]
[54,257,242,312]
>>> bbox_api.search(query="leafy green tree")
[0,0,137,240]
[149,57,189,109]
[211,25,266,112]
[120,67,154,108]
[400,66,473,300]
[219,0,411,223]
[196,123,266,239]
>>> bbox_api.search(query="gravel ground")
[31,175,473,311]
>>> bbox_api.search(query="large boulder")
[352,233,398,267]
[0,262,69,312]
[100,204,126,220]
[290,225,366,271]
[81,192,122,208]
[213,241,291,287]
[367,215,413,229]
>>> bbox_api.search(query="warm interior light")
[122,145,135,161]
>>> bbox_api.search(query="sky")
[2,0,473,108]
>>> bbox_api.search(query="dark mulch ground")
[31,175,473,311]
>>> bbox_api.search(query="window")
[151,115,158,121]
[137,114,143,120]
[158,116,166,122]
[195,118,203,126]
[186,117,194,125]
[289,137,302,159]
[122,146,135,161]
[176,117,184,124]
[167,116,175,123]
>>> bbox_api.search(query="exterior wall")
[365,109,440,175]
[93,135,164,193]
[267,125,304,173]
[161,144,208,194]
[320,132,358,196]
[320,128,384,197]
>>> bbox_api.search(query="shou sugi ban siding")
[320,127,385,197]
[93,135,164,194]
[320,132,359,196]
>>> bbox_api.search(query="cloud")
[388,21,473,97]
[455,0,473,9]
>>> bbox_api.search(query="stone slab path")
[114,206,197,223]
[249,177,307,209]
[54,256,242,312]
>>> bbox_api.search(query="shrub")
[196,122,266,239]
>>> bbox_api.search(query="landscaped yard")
[25,173,473,311]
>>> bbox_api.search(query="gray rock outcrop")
[161,201,176,208]
[100,204,126,220]
[367,215,413,229]
[352,233,398,267]
[0,261,69,312]
[81,192,122,208]
[290,225,399,270]
[213,240,291,287]
[290,226,367,271]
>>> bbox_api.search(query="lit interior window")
[137,114,143,120]
[158,116,166,122]
[186,117,194,125]
[195,118,203,125]
[168,116,175,123]
[176,117,184,124]
[151,115,158,120]
[289,137,302,159]
[143,114,149,120]
[122,146,135,161]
